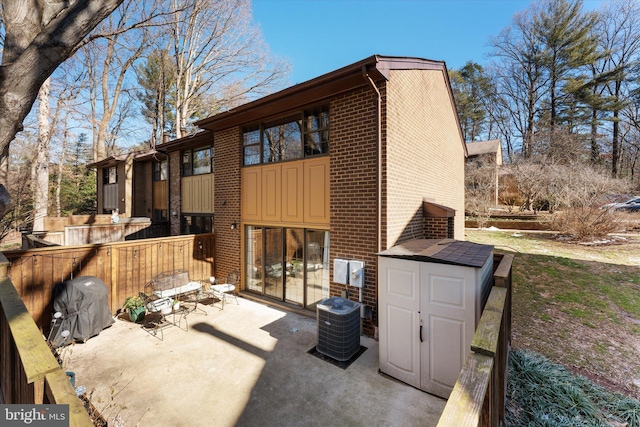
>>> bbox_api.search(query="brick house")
[163,55,466,334]
[466,139,503,205]
[90,148,168,221]
[94,55,466,334]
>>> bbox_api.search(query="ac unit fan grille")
[317,303,360,361]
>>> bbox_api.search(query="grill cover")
[50,276,115,348]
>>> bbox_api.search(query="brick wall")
[213,127,242,282]
[330,84,382,336]
[168,150,181,235]
[385,69,465,243]
[424,217,450,239]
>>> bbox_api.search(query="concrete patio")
[62,296,445,427]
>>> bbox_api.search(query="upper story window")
[153,160,168,181]
[182,146,213,176]
[103,166,117,184]
[304,107,329,156]
[243,106,329,166]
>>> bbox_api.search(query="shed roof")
[378,239,493,268]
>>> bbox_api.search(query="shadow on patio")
[64,297,445,426]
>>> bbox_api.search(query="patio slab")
[62,297,445,426]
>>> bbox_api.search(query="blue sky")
[252,0,602,85]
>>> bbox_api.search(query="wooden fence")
[0,254,93,425]
[437,253,513,427]
[27,217,170,248]
[3,233,216,331]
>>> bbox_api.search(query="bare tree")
[490,6,548,158]
[0,0,124,214]
[597,0,640,178]
[77,0,173,161]
[168,0,288,138]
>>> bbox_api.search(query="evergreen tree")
[534,0,600,132]
[137,49,177,145]
[450,62,494,142]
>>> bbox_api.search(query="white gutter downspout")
[362,64,382,329]
[362,65,382,255]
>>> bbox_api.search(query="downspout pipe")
[362,65,382,255]
[362,65,382,327]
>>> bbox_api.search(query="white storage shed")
[377,239,494,398]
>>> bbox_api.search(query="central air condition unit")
[316,297,361,361]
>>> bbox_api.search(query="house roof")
[466,139,502,165]
[195,55,463,144]
[378,239,493,268]
[87,148,165,168]
[156,130,212,151]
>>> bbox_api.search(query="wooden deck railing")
[437,253,514,427]
[4,233,215,330]
[0,253,93,425]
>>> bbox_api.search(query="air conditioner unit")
[316,297,360,361]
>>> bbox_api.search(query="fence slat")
[437,353,493,427]
[471,287,507,357]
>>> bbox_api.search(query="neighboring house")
[94,55,467,334]
[89,148,169,222]
[465,139,502,205]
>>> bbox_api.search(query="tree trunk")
[612,109,619,178]
[590,108,599,164]
[33,78,51,231]
[0,0,124,183]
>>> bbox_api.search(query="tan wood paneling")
[181,174,214,213]
[182,178,193,212]
[261,164,281,221]
[304,157,330,224]
[242,158,329,226]
[282,162,303,223]
[242,168,262,221]
[153,181,168,210]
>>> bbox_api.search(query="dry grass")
[466,228,640,399]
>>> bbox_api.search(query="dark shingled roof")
[378,239,493,268]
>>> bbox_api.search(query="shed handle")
[419,311,423,343]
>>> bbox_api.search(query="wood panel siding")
[181,174,214,213]
[153,180,168,210]
[303,157,330,225]
[242,168,262,221]
[282,162,303,223]
[241,157,329,227]
[261,164,281,221]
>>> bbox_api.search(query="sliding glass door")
[244,226,329,310]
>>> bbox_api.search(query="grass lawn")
[466,229,640,424]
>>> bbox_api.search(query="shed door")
[378,257,421,389]
[420,262,476,398]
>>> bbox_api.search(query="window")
[182,146,213,176]
[103,166,117,184]
[154,209,168,222]
[243,106,329,166]
[263,119,302,163]
[304,107,329,156]
[181,214,213,234]
[153,161,168,181]
[243,127,260,166]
